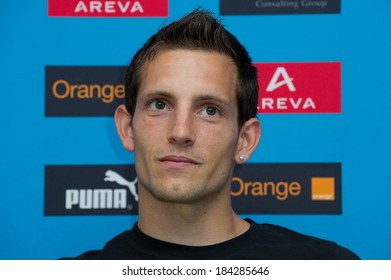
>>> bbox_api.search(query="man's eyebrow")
[140,90,173,99]
[192,94,233,108]
[143,90,172,97]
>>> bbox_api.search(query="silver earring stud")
[239,154,245,161]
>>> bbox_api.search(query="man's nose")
[167,108,195,146]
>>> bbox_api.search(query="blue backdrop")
[0,0,390,259]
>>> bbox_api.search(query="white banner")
[0,260,389,280]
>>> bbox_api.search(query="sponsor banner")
[45,165,139,215]
[46,62,340,117]
[232,163,341,214]
[220,0,340,15]
[48,0,168,17]
[45,66,127,117]
[45,163,341,216]
[256,62,341,114]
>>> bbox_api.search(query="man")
[66,9,359,259]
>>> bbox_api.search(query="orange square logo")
[311,177,335,201]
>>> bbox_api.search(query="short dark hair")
[124,8,258,126]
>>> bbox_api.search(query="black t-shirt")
[65,219,359,260]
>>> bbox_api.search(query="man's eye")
[150,100,167,110]
[202,106,219,116]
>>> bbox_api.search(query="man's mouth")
[159,155,199,169]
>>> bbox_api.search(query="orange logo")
[311,177,335,201]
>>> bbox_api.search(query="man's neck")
[137,188,250,246]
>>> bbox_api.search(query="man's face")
[130,49,241,204]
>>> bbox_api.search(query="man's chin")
[148,186,207,205]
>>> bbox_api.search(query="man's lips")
[159,155,199,168]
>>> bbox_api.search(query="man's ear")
[235,118,261,164]
[114,105,135,152]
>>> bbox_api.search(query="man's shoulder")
[245,219,360,260]
[60,250,102,260]
[60,229,134,260]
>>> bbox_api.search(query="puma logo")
[104,170,138,202]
